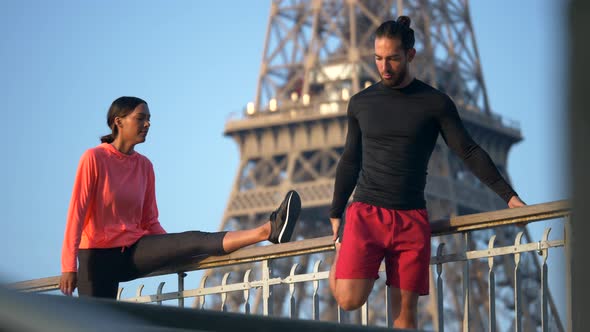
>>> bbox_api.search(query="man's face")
[374,37,415,88]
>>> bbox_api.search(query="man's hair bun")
[397,16,411,28]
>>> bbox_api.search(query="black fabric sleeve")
[438,97,518,203]
[330,99,362,218]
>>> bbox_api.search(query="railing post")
[312,260,321,320]
[262,259,273,316]
[198,275,208,309]
[177,272,186,308]
[488,236,497,332]
[117,287,123,300]
[289,264,299,319]
[156,282,165,305]
[135,284,144,300]
[436,243,446,332]
[361,302,369,326]
[243,270,252,314]
[463,232,470,332]
[540,228,551,332]
[514,232,524,332]
[564,217,573,332]
[220,272,230,312]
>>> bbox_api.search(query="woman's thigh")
[77,248,126,299]
[127,231,227,279]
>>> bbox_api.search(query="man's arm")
[438,96,524,207]
[329,99,362,237]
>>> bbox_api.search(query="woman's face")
[115,103,151,145]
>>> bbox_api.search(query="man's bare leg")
[329,242,375,310]
[390,287,419,328]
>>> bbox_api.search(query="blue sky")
[0,0,568,315]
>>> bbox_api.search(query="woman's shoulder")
[78,144,104,159]
[84,143,113,158]
[134,151,154,167]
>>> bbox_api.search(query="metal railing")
[8,200,569,331]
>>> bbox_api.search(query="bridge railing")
[8,200,569,331]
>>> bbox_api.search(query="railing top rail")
[8,200,569,292]
[430,199,569,234]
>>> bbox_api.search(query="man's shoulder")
[414,79,449,97]
[413,79,455,107]
[351,82,384,100]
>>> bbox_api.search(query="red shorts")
[335,202,431,295]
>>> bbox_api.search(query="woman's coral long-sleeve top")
[61,143,166,273]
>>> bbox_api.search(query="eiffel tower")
[206,0,557,330]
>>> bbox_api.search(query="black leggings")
[77,231,227,299]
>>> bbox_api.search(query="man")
[328,16,525,329]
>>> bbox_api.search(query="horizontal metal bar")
[7,276,60,292]
[430,240,564,265]
[283,271,330,284]
[125,277,284,303]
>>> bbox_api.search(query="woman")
[60,96,301,298]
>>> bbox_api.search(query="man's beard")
[381,67,408,88]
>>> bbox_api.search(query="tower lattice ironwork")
[202,1,562,330]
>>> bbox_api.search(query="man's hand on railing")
[508,195,528,228]
[330,218,341,243]
[59,272,77,296]
[508,195,527,209]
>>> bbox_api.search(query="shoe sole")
[278,190,301,243]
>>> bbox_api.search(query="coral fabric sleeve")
[141,163,167,235]
[61,144,166,273]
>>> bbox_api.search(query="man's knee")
[334,291,368,311]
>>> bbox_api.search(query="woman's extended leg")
[128,190,301,279]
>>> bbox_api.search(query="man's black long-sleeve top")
[330,79,517,218]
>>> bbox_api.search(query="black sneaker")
[268,190,301,244]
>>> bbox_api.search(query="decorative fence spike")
[541,228,551,332]
[135,284,144,298]
[156,282,166,305]
[436,242,446,332]
[312,260,322,321]
[220,272,231,312]
[488,235,497,332]
[117,287,124,300]
[289,263,300,319]
[514,231,524,332]
[198,275,208,309]
[243,269,252,314]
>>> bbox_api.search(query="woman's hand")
[59,272,77,296]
